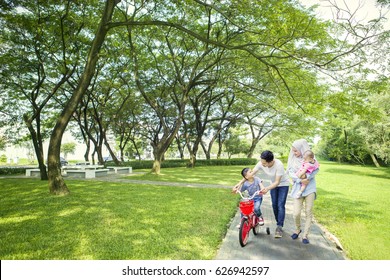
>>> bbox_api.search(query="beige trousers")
[293,192,315,239]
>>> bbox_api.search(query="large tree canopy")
[0,0,387,194]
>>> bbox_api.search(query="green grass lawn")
[0,178,237,260]
[315,162,390,260]
[129,165,244,186]
[1,161,389,259]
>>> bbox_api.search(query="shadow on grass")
[127,166,246,186]
[316,188,380,223]
[324,167,390,180]
[0,178,236,260]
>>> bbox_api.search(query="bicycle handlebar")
[236,190,261,200]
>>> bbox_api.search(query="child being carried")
[295,150,319,198]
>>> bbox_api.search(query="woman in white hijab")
[287,139,319,245]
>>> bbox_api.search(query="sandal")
[291,230,302,240]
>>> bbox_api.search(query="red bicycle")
[237,190,270,247]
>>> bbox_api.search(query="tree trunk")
[187,138,201,168]
[92,150,97,165]
[247,142,257,159]
[217,134,223,159]
[47,0,119,195]
[246,118,274,159]
[151,131,179,174]
[370,153,381,167]
[24,115,48,180]
[96,143,104,164]
[201,142,210,160]
[175,135,185,160]
[151,149,164,174]
[47,129,69,195]
[104,137,121,165]
[84,140,90,162]
[247,128,261,159]
[152,159,161,174]
[185,133,194,167]
[130,139,141,160]
[189,153,196,168]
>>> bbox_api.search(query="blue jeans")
[253,196,263,217]
[270,186,289,227]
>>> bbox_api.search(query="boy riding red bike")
[234,168,266,223]
[233,167,269,246]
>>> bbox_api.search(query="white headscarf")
[287,139,311,172]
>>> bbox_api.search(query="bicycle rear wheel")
[239,217,250,247]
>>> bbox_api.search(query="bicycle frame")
[237,190,261,247]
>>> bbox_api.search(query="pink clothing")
[296,160,319,177]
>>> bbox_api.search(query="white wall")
[3,131,91,162]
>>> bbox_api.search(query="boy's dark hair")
[260,150,274,162]
[241,167,250,178]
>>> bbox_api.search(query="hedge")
[0,167,27,175]
[106,158,258,169]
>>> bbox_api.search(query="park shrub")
[0,154,7,163]
[0,167,26,175]
[192,158,257,166]
[107,158,257,169]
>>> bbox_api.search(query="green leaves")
[1,0,387,179]
[318,78,390,165]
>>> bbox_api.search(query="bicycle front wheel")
[251,215,260,235]
[239,218,250,247]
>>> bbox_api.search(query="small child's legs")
[298,186,305,195]
[254,197,264,225]
[295,190,302,197]
[296,173,307,195]
[253,197,263,217]
[295,183,307,198]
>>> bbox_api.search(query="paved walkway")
[15,172,347,260]
[215,195,346,260]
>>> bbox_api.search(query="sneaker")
[258,216,264,226]
[274,227,283,238]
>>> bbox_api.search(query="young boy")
[236,167,266,225]
[295,150,319,198]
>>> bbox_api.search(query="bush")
[192,158,257,167]
[106,158,257,169]
[0,154,7,163]
[0,167,26,175]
